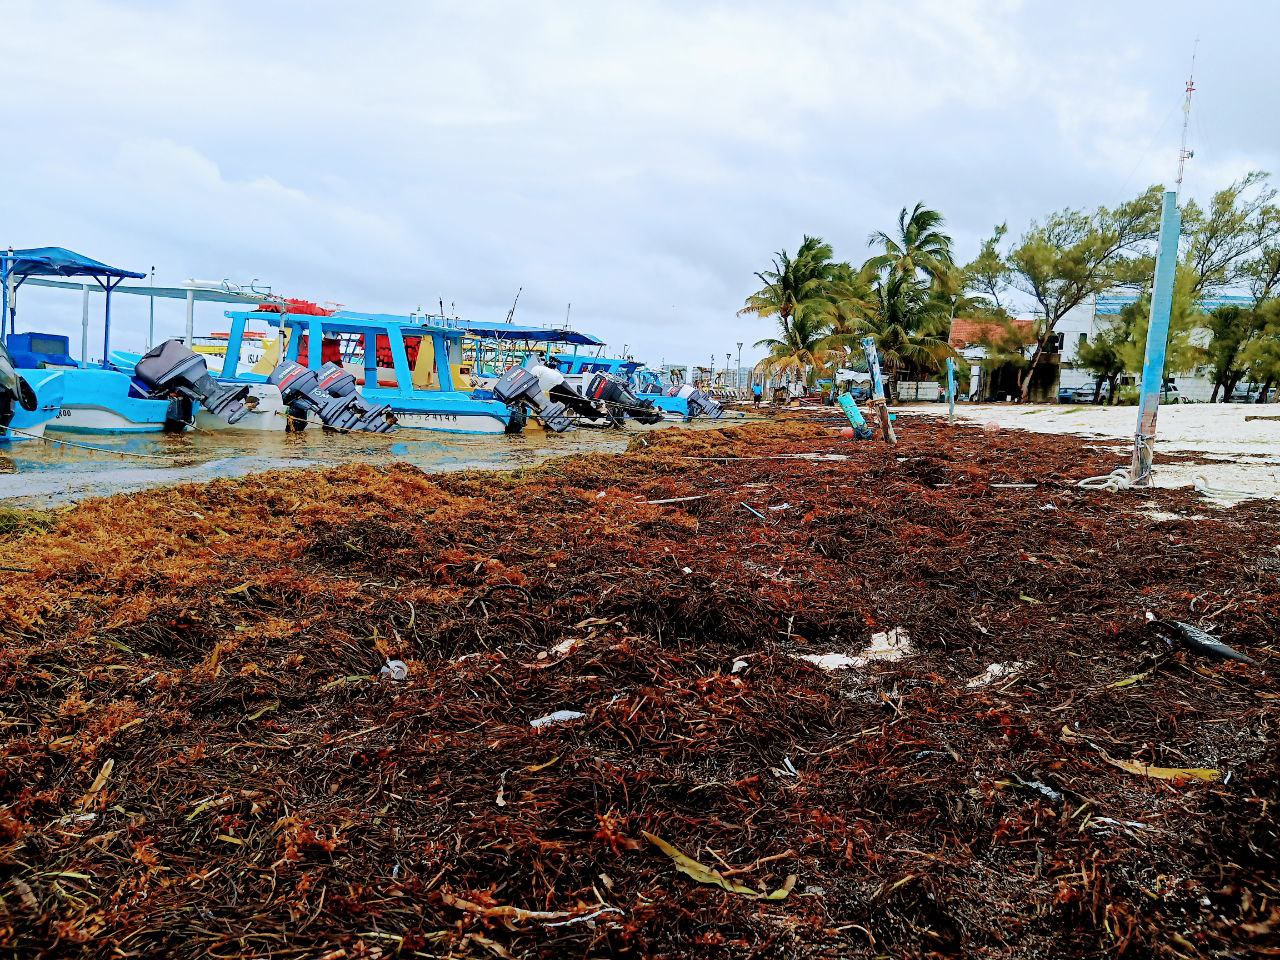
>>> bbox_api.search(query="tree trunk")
[1091,379,1102,404]
[1258,378,1274,403]
[1222,374,1242,402]
[1106,375,1120,405]
[1017,347,1042,402]
[1210,382,1220,403]
[1018,325,1058,402]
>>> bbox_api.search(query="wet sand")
[0,418,741,508]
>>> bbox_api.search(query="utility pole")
[1131,53,1195,485]
[147,266,156,350]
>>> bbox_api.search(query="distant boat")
[220,305,520,434]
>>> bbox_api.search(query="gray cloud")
[3,0,1276,369]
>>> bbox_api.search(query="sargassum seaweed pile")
[1,418,1277,958]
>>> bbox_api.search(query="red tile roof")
[949,317,1035,349]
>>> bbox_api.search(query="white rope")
[1193,476,1257,503]
[1,425,193,461]
[1077,467,1131,492]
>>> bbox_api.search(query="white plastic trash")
[379,659,409,681]
[530,710,586,729]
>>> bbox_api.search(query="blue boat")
[461,319,724,424]
[222,307,519,434]
[1,248,174,433]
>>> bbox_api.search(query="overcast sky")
[3,0,1277,369]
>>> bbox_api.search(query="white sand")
[904,403,1280,503]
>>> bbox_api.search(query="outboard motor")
[268,360,395,432]
[133,339,252,425]
[0,341,39,434]
[313,363,396,432]
[492,366,575,433]
[674,383,723,419]
[587,372,663,425]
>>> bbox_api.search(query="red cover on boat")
[373,335,422,368]
[258,298,336,316]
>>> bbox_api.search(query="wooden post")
[862,336,896,444]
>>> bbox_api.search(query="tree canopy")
[742,179,1280,403]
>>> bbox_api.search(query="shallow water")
[0,420,709,507]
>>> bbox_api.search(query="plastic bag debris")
[530,710,586,729]
[967,661,1029,688]
[797,628,914,672]
[379,659,408,681]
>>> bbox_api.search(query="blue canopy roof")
[2,247,146,280]
[462,321,604,347]
[228,308,466,338]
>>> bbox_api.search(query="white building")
[1059,292,1255,401]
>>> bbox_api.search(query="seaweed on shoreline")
[1,417,1276,958]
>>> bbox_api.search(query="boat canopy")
[228,308,468,338]
[2,247,146,282]
[462,321,604,347]
[22,278,269,304]
[2,247,147,367]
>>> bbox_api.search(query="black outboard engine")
[134,339,251,426]
[675,383,724,419]
[268,360,395,432]
[492,366,575,433]
[586,372,664,425]
[313,364,396,432]
[0,341,38,434]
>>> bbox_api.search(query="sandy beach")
[905,402,1280,502]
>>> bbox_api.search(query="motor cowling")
[674,383,723,419]
[133,339,251,424]
[0,342,38,433]
[586,372,663,424]
[268,360,394,432]
[314,363,396,432]
[492,366,575,432]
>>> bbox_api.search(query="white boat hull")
[393,411,508,434]
[195,384,290,432]
[1,421,46,442]
[47,406,167,434]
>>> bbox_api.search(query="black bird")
[1150,619,1258,665]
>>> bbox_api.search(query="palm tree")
[738,235,840,325]
[752,306,844,386]
[847,271,953,395]
[865,203,956,293]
